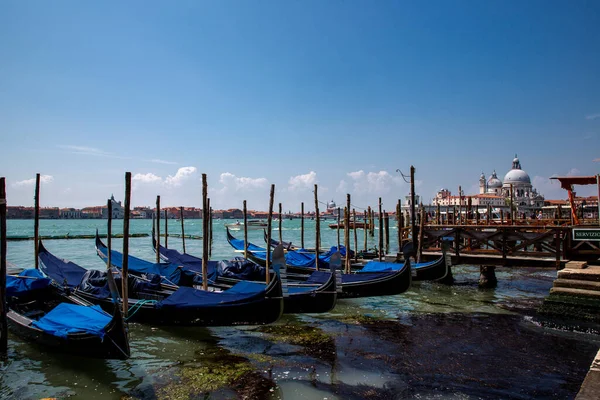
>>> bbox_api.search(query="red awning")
[550,176,599,190]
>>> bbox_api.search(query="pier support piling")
[479,265,497,288]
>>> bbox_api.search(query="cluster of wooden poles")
[0,166,421,354]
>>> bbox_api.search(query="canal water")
[1,219,599,399]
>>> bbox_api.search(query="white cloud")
[132,173,162,184]
[336,180,348,193]
[586,113,600,120]
[594,158,600,162]
[58,145,126,159]
[148,159,178,165]
[346,170,402,194]
[347,170,365,180]
[219,172,269,191]
[165,166,197,186]
[566,168,580,177]
[288,171,317,191]
[13,175,54,187]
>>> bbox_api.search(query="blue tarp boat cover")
[225,281,266,294]
[41,245,161,299]
[98,244,184,285]
[158,245,266,282]
[229,234,346,270]
[39,247,87,287]
[157,285,265,309]
[360,259,437,273]
[6,269,51,297]
[31,303,112,339]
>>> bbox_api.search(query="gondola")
[358,242,452,282]
[153,236,338,314]
[6,267,130,359]
[267,234,450,282]
[263,229,354,259]
[227,229,412,298]
[39,240,283,326]
[227,228,345,274]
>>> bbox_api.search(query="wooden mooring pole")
[363,209,368,251]
[201,175,209,291]
[278,202,283,244]
[417,206,425,263]
[180,206,186,253]
[345,194,351,273]
[378,197,383,261]
[336,207,341,249]
[266,185,275,283]
[155,195,160,263]
[34,173,40,269]
[384,211,390,254]
[122,172,131,318]
[1,177,8,353]
[107,199,112,270]
[243,200,248,259]
[164,204,168,248]
[314,185,320,271]
[300,202,304,249]
[458,185,462,225]
[396,200,402,251]
[208,199,213,258]
[344,207,350,273]
[410,166,417,245]
[353,208,358,262]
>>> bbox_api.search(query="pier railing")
[416,224,600,268]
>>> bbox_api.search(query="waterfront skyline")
[1,1,599,210]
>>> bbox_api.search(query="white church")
[434,155,545,217]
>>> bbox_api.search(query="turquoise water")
[1,219,599,399]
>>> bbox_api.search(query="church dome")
[503,155,531,185]
[504,169,531,184]
[327,200,336,209]
[487,171,502,188]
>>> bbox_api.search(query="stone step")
[557,266,600,282]
[550,287,600,299]
[553,279,600,291]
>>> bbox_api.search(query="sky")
[1,0,599,212]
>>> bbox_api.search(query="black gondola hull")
[339,261,412,299]
[7,287,129,360]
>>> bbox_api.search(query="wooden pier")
[413,222,600,269]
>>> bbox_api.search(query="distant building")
[101,195,124,219]
[81,206,103,219]
[222,209,244,219]
[40,207,60,219]
[133,206,153,219]
[60,208,81,219]
[7,206,34,219]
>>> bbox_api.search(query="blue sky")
[1,0,599,211]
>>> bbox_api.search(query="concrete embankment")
[576,348,600,400]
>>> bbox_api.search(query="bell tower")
[479,172,486,194]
